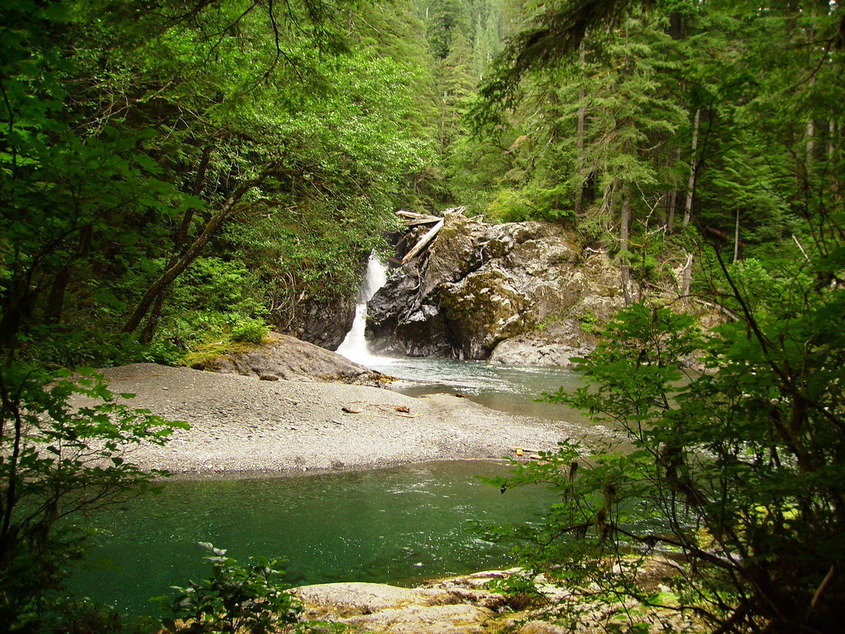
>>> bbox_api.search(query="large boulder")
[488,319,596,368]
[289,295,357,351]
[367,211,625,362]
[193,332,388,385]
[292,578,501,633]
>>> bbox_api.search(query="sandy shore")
[97,363,581,476]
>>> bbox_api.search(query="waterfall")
[337,254,388,365]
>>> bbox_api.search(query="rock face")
[292,576,505,633]
[290,295,357,351]
[194,332,387,385]
[488,319,595,368]
[367,211,625,364]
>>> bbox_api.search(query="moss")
[534,312,566,331]
[180,338,267,369]
[440,269,532,357]
[577,311,601,335]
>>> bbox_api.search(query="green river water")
[70,460,557,616]
[69,359,586,617]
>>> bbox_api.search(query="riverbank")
[97,363,584,475]
[292,563,701,633]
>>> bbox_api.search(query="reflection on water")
[69,461,556,616]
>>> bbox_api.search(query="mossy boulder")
[440,268,531,359]
[192,332,389,385]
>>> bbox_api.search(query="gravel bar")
[96,363,578,476]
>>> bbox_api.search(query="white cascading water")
[336,254,389,365]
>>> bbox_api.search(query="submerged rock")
[193,332,388,385]
[367,210,625,363]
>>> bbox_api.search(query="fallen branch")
[401,219,444,264]
[396,210,442,226]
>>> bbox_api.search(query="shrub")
[162,543,302,633]
[230,317,270,344]
[0,364,187,630]
[488,256,845,633]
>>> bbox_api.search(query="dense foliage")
[1,0,440,366]
[0,0,440,629]
[1,0,842,630]
[475,1,844,631]
[491,262,844,630]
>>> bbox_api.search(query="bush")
[489,255,845,633]
[230,317,270,344]
[162,543,302,633]
[486,186,576,224]
[0,364,187,630]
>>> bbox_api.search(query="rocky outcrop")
[488,319,595,368]
[292,564,701,633]
[193,332,388,385]
[292,574,507,633]
[367,211,625,364]
[290,295,357,351]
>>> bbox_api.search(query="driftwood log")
[401,219,444,264]
[396,207,466,264]
[396,210,441,226]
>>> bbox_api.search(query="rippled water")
[364,354,587,423]
[69,460,556,616]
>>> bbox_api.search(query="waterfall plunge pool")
[336,254,589,424]
[70,256,592,618]
[68,460,557,617]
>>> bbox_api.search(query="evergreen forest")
[1,0,843,631]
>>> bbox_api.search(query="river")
[69,459,560,616]
[68,257,587,617]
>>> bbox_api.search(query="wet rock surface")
[289,295,357,351]
[367,211,625,363]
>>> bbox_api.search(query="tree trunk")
[666,189,678,232]
[806,117,815,175]
[733,209,741,263]
[43,225,93,325]
[679,252,693,298]
[44,265,72,326]
[830,119,842,202]
[620,184,632,305]
[683,108,701,228]
[122,171,266,334]
[138,147,213,344]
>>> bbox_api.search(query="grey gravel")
[96,363,578,476]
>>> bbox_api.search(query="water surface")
[367,354,587,423]
[70,460,556,616]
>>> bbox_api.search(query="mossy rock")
[182,338,267,369]
[441,268,532,359]
[190,332,388,385]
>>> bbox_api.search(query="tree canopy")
[1,0,843,630]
